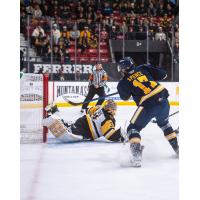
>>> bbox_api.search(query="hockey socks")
[160,123,179,156]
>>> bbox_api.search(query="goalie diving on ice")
[43,100,125,143]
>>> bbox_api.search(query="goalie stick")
[62,91,119,106]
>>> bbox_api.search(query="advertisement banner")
[49,81,179,107]
[20,74,43,103]
[29,62,121,81]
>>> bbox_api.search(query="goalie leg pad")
[43,116,83,142]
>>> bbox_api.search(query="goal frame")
[43,74,49,142]
[20,73,49,143]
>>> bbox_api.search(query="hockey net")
[20,73,48,143]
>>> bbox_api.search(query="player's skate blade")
[118,143,144,168]
[130,143,144,168]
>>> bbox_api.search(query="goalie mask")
[104,100,117,116]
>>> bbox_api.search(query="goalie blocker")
[43,100,125,143]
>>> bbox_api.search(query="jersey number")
[133,75,157,95]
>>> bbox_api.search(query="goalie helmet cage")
[20,73,48,143]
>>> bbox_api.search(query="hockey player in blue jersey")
[117,57,179,167]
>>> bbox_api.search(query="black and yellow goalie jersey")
[71,106,123,142]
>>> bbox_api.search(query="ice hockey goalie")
[43,100,125,143]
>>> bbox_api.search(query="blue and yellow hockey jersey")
[117,64,169,107]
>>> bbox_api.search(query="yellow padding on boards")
[20,101,179,109]
[56,101,179,107]
[20,103,43,109]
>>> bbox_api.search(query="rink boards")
[48,81,179,107]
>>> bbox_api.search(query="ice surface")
[21,106,179,200]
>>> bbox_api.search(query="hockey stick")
[62,91,119,106]
[151,111,179,123]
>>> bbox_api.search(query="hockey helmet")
[118,57,135,73]
[104,100,117,115]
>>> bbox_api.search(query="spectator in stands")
[126,2,135,14]
[70,25,80,41]
[100,27,108,41]
[104,16,114,30]
[20,11,27,34]
[32,25,45,37]
[175,24,179,41]
[119,2,127,16]
[60,48,65,64]
[95,12,104,24]
[155,26,166,41]
[89,34,98,49]
[157,3,165,17]
[147,2,156,17]
[102,2,113,16]
[41,4,51,17]
[63,36,71,49]
[80,26,91,39]
[77,13,87,30]
[47,45,60,62]
[62,5,71,19]
[137,2,147,15]
[138,18,145,31]
[58,37,66,53]
[26,4,34,15]
[166,3,175,17]
[160,14,171,30]
[64,49,71,63]
[93,25,100,37]
[128,18,135,30]
[31,25,45,47]
[86,6,95,20]
[85,19,94,32]
[149,22,157,40]
[78,33,90,53]
[135,26,146,40]
[109,26,118,40]
[120,21,128,34]
[33,4,42,18]
[35,34,48,56]
[52,24,61,45]
[126,26,135,40]
[61,26,70,39]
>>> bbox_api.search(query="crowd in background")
[20,0,179,79]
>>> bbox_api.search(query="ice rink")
[21,106,179,200]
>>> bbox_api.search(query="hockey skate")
[173,145,179,158]
[169,139,179,158]
[130,143,144,167]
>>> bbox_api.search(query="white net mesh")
[20,74,46,143]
